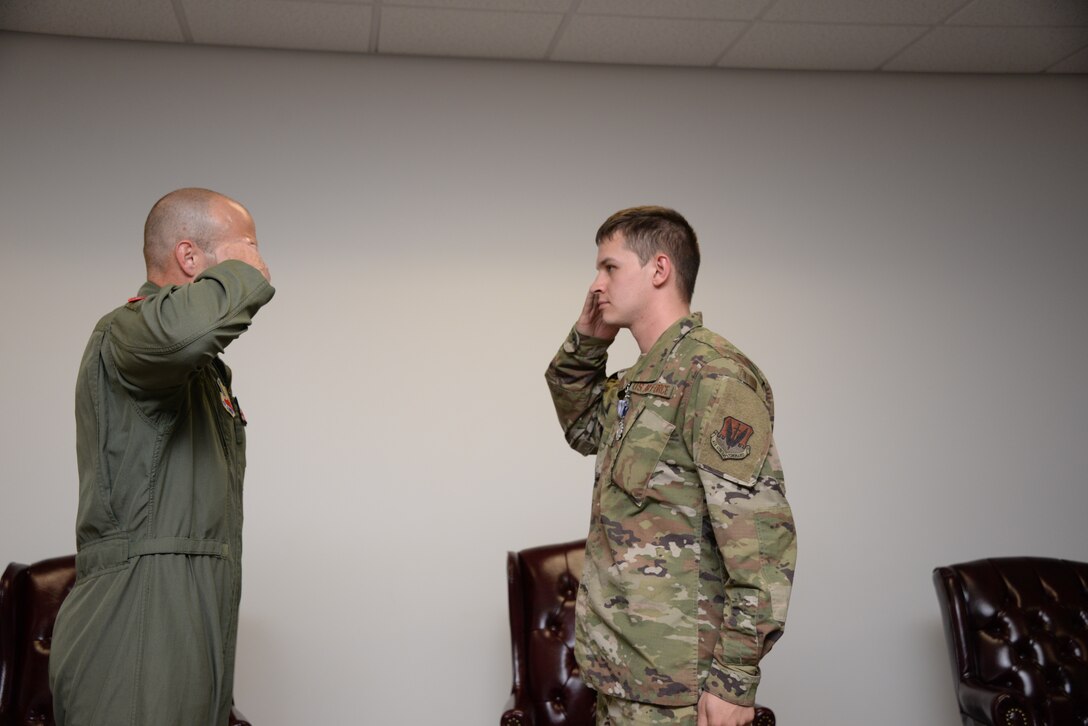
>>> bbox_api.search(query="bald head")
[143,188,256,284]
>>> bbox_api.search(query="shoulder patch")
[711,416,753,460]
[695,377,771,488]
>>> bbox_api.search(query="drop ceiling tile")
[722,22,926,70]
[183,0,371,52]
[383,0,569,11]
[949,0,1088,27]
[1047,43,1088,71]
[764,0,965,25]
[380,6,562,59]
[552,15,747,65]
[578,0,771,21]
[885,26,1088,72]
[0,0,183,42]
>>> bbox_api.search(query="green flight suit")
[546,314,796,709]
[49,260,275,726]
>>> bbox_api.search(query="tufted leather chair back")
[0,556,76,726]
[934,557,1088,726]
[503,540,594,725]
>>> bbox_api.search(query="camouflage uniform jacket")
[545,313,795,708]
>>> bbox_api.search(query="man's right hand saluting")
[575,286,620,341]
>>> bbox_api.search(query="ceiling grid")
[1,0,1085,73]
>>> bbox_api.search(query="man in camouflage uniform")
[546,207,795,726]
[49,188,274,726]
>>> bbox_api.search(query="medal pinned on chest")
[216,377,237,418]
[614,382,632,441]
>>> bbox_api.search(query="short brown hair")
[596,206,700,303]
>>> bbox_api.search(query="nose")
[591,270,606,294]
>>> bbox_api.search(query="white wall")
[2,31,1086,725]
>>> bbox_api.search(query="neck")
[147,268,189,287]
[630,300,692,354]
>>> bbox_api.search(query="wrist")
[704,662,759,707]
[571,326,615,349]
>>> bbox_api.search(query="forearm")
[544,326,612,455]
[111,260,275,389]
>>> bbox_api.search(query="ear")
[650,253,672,290]
[174,240,200,280]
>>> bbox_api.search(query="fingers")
[698,692,756,726]
[581,286,598,316]
[219,242,270,282]
[575,286,600,336]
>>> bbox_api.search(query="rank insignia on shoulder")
[711,416,753,460]
[127,296,146,304]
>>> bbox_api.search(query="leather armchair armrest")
[1,562,27,717]
[501,689,534,726]
[753,704,776,725]
[229,704,253,726]
[958,680,1034,726]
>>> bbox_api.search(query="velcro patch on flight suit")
[695,377,771,488]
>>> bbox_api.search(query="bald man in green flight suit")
[49,188,275,726]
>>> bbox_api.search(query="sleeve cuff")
[197,259,276,304]
[704,662,760,707]
[199,258,270,285]
[565,326,614,354]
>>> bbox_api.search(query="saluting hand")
[575,286,619,341]
[216,240,271,283]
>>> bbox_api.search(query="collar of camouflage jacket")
[623,312,703,384]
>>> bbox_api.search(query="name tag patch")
[629,382,675,398]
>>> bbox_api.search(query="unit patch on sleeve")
[711,416,753,460]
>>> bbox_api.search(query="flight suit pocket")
[232,397,246,446]
[611,407,675,505]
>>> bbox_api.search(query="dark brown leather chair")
[1,555,253,726]
[502,539,775,725]
[933,557,1088,726]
